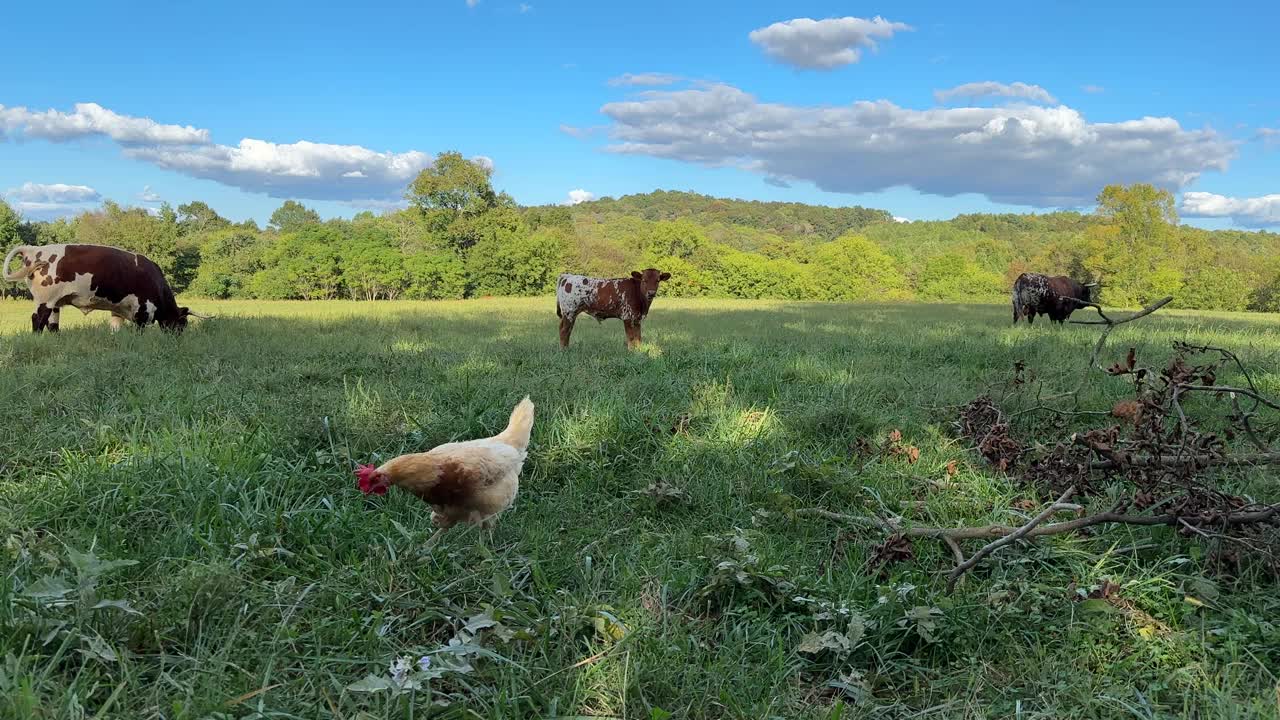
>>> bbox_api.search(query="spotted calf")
[555,269,671,349]
[3,243,195,333]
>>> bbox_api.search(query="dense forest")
[3,151,1279,311]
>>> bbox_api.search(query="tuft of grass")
[1,297,1278,718]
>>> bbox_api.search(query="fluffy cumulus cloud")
[0,102,208,145]
[1180,192,1280,227]
[748,16,911,70]
[2,102,478,202]
[935,81,1057,105]
[608,73,682,87]
[1257,127,1279,147]
[599,83,1236,207]
[565,189,595,205]
[3,182,102,214]
[124,139,437,201]
[137,185,161,203]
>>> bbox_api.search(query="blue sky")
[2,0,1277,228]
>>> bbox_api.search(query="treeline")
[2,153,1279,311]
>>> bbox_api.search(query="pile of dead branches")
[800,297,1280,591]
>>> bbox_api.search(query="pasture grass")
[1,296,1278,719]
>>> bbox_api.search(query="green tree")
[646,220,707,260]
[251,226,343,299]
[809,234,910,301]
[268,200,322,233]
[407,151,501,252]
[467,228,566,296]
[343,225,407,300]
[404,252,466,300]
[177,201,230,236]
[188,229,265,298]
[0,199,19,245]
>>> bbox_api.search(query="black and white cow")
[3,243,197,333]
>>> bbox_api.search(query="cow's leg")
[109,315,126,333]
[559,315,575,348]
[47,308,60,333]
[624,319,642,349]
[1026,312,1035,325]
[31,304,52,333]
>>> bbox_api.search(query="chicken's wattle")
[355,464,387,495]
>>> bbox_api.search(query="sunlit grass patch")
[1,297,1279,718]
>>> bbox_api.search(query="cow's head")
[631,268,671,301]
[160,306,213,333]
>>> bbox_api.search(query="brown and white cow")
[556,269,671,349]
[3,243,196,333]
[1011,272,1095,325]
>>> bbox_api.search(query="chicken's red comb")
[355,464,388,496]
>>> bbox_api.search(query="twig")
[1231,393,1271,453]
[945,486,1077,592]
[1088,452,1280,470]
[1181,385,1280,412]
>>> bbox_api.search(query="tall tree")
[406,151,501,251]
[177,201,230,236]
[268,200,322,233]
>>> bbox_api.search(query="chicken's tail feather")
[496,396,535,452]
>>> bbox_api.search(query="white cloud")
[1180,191,1280,227]
[560,124,605,139]
[599,83,1236,207]
[137,185,161,203]
[608,72,683,87]
[0,102,208,145]
[748,16,912,70]
[1257,127,1279,147]
[6,182,101,205]
[893,216,911,223]
[519,3,532,12]
[935,81,1057,105]
[565,189,595,205]
[123,139,442,201]
[3,182,102,217]
[1082,84,1106,94]
[466,0,479,6]
[3,102,485,202]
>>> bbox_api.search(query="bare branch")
[1088,452,1280,471]
[1182,385,1280,412]
[945,487,1077,592]
[1231,393,1271,453]
[1070,296,1174,326]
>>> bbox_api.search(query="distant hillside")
[571,190,895,241]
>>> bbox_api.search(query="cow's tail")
[1010,287,1020,324]
[2,245,36,282]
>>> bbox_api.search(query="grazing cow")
[1011,272,1095,325]
[3,243,195,333]
[556,268,671,349]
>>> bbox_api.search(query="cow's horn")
[188,312,216,320]
[1083,282,1099,287]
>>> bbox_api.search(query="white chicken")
[355,397,534,533]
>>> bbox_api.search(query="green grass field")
[2,297,1278,719]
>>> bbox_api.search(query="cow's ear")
[659,272,671,281]
[631,271,642,280]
